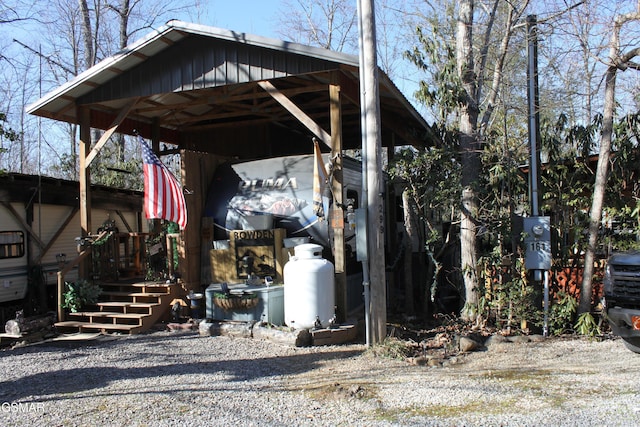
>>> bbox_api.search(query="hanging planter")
[212,292,258,311]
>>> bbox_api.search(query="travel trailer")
[0,173,145,323]
[203,153,387,314]
[204,153,362,252]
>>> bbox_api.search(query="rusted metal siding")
[79,35,339,104]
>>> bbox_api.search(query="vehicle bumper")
[606,306,640,338]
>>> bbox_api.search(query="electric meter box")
[524,216,551,270]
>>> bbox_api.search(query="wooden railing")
[56,230,108,323]
[56,231,179,323]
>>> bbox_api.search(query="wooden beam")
[258,80,332,148]
[134,83,329,115]
[329,76,347,323]
[78,106,92,280]
[85,98,139,166]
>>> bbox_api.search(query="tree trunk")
[580,5,640,313]
[5,312,55,336]
[402,189,414,316]
[580,67,614,314]
[78,0,94,68]
[457,0,481,321]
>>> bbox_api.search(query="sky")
[186,1,282,39]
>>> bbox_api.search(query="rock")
[459,336,481,352]
[529,334,546,342]
[485,334,509,347]
[428,357,443,367]
[508,335,531,344]
[199,320,254,338]
[252,324,311,347]
[167,322,197,331]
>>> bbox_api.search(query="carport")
[27,20,435,321]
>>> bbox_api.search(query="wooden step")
[100,291,169,300]
[97,301,159,314]
[68,311,149,325]
[99,282,173,295]
[54,321,142,334]
[57,280,179,335]
[69,311,147,319]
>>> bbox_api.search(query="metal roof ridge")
[164,20,360,66]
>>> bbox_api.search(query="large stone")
[311,324,358,346]
[458,336,481,352]
[508,335,531,344]
[199,320,254,338]
[485,334,509,347]
[252,324,311,347]
[529,334,546,342]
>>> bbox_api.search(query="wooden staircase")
[55,281,180,334]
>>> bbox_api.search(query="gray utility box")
[524,216,551,270]
[205,283,284,325]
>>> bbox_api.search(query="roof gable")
[79,33,348,104]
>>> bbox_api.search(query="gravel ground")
[1,329,640,426]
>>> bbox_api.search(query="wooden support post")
[330,76,347,323]
[78,106,92,280]
[181,150,201,291]
[149,119,161,235]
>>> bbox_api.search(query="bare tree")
[276,0,358,52]
[580,2,640,314]
[454,0,530,321]
[0,0,201,177]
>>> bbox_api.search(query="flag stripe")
[139,135,187,229]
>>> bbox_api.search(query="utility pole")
[525,15,551,336]
[357,0,386,344]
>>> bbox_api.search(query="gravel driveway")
[1,330,639,426]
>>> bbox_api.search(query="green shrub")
[574,312,601,337]
[548,291,578,335]
[62,280,102,312]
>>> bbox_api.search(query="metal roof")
[27,20,435,154]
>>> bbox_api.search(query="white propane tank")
[284,243,335,329]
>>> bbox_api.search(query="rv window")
[0,231,25,259]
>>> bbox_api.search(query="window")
[0,231,25,259]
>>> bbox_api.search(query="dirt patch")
[283,333,640,424]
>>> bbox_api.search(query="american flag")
[139,135,187,229]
